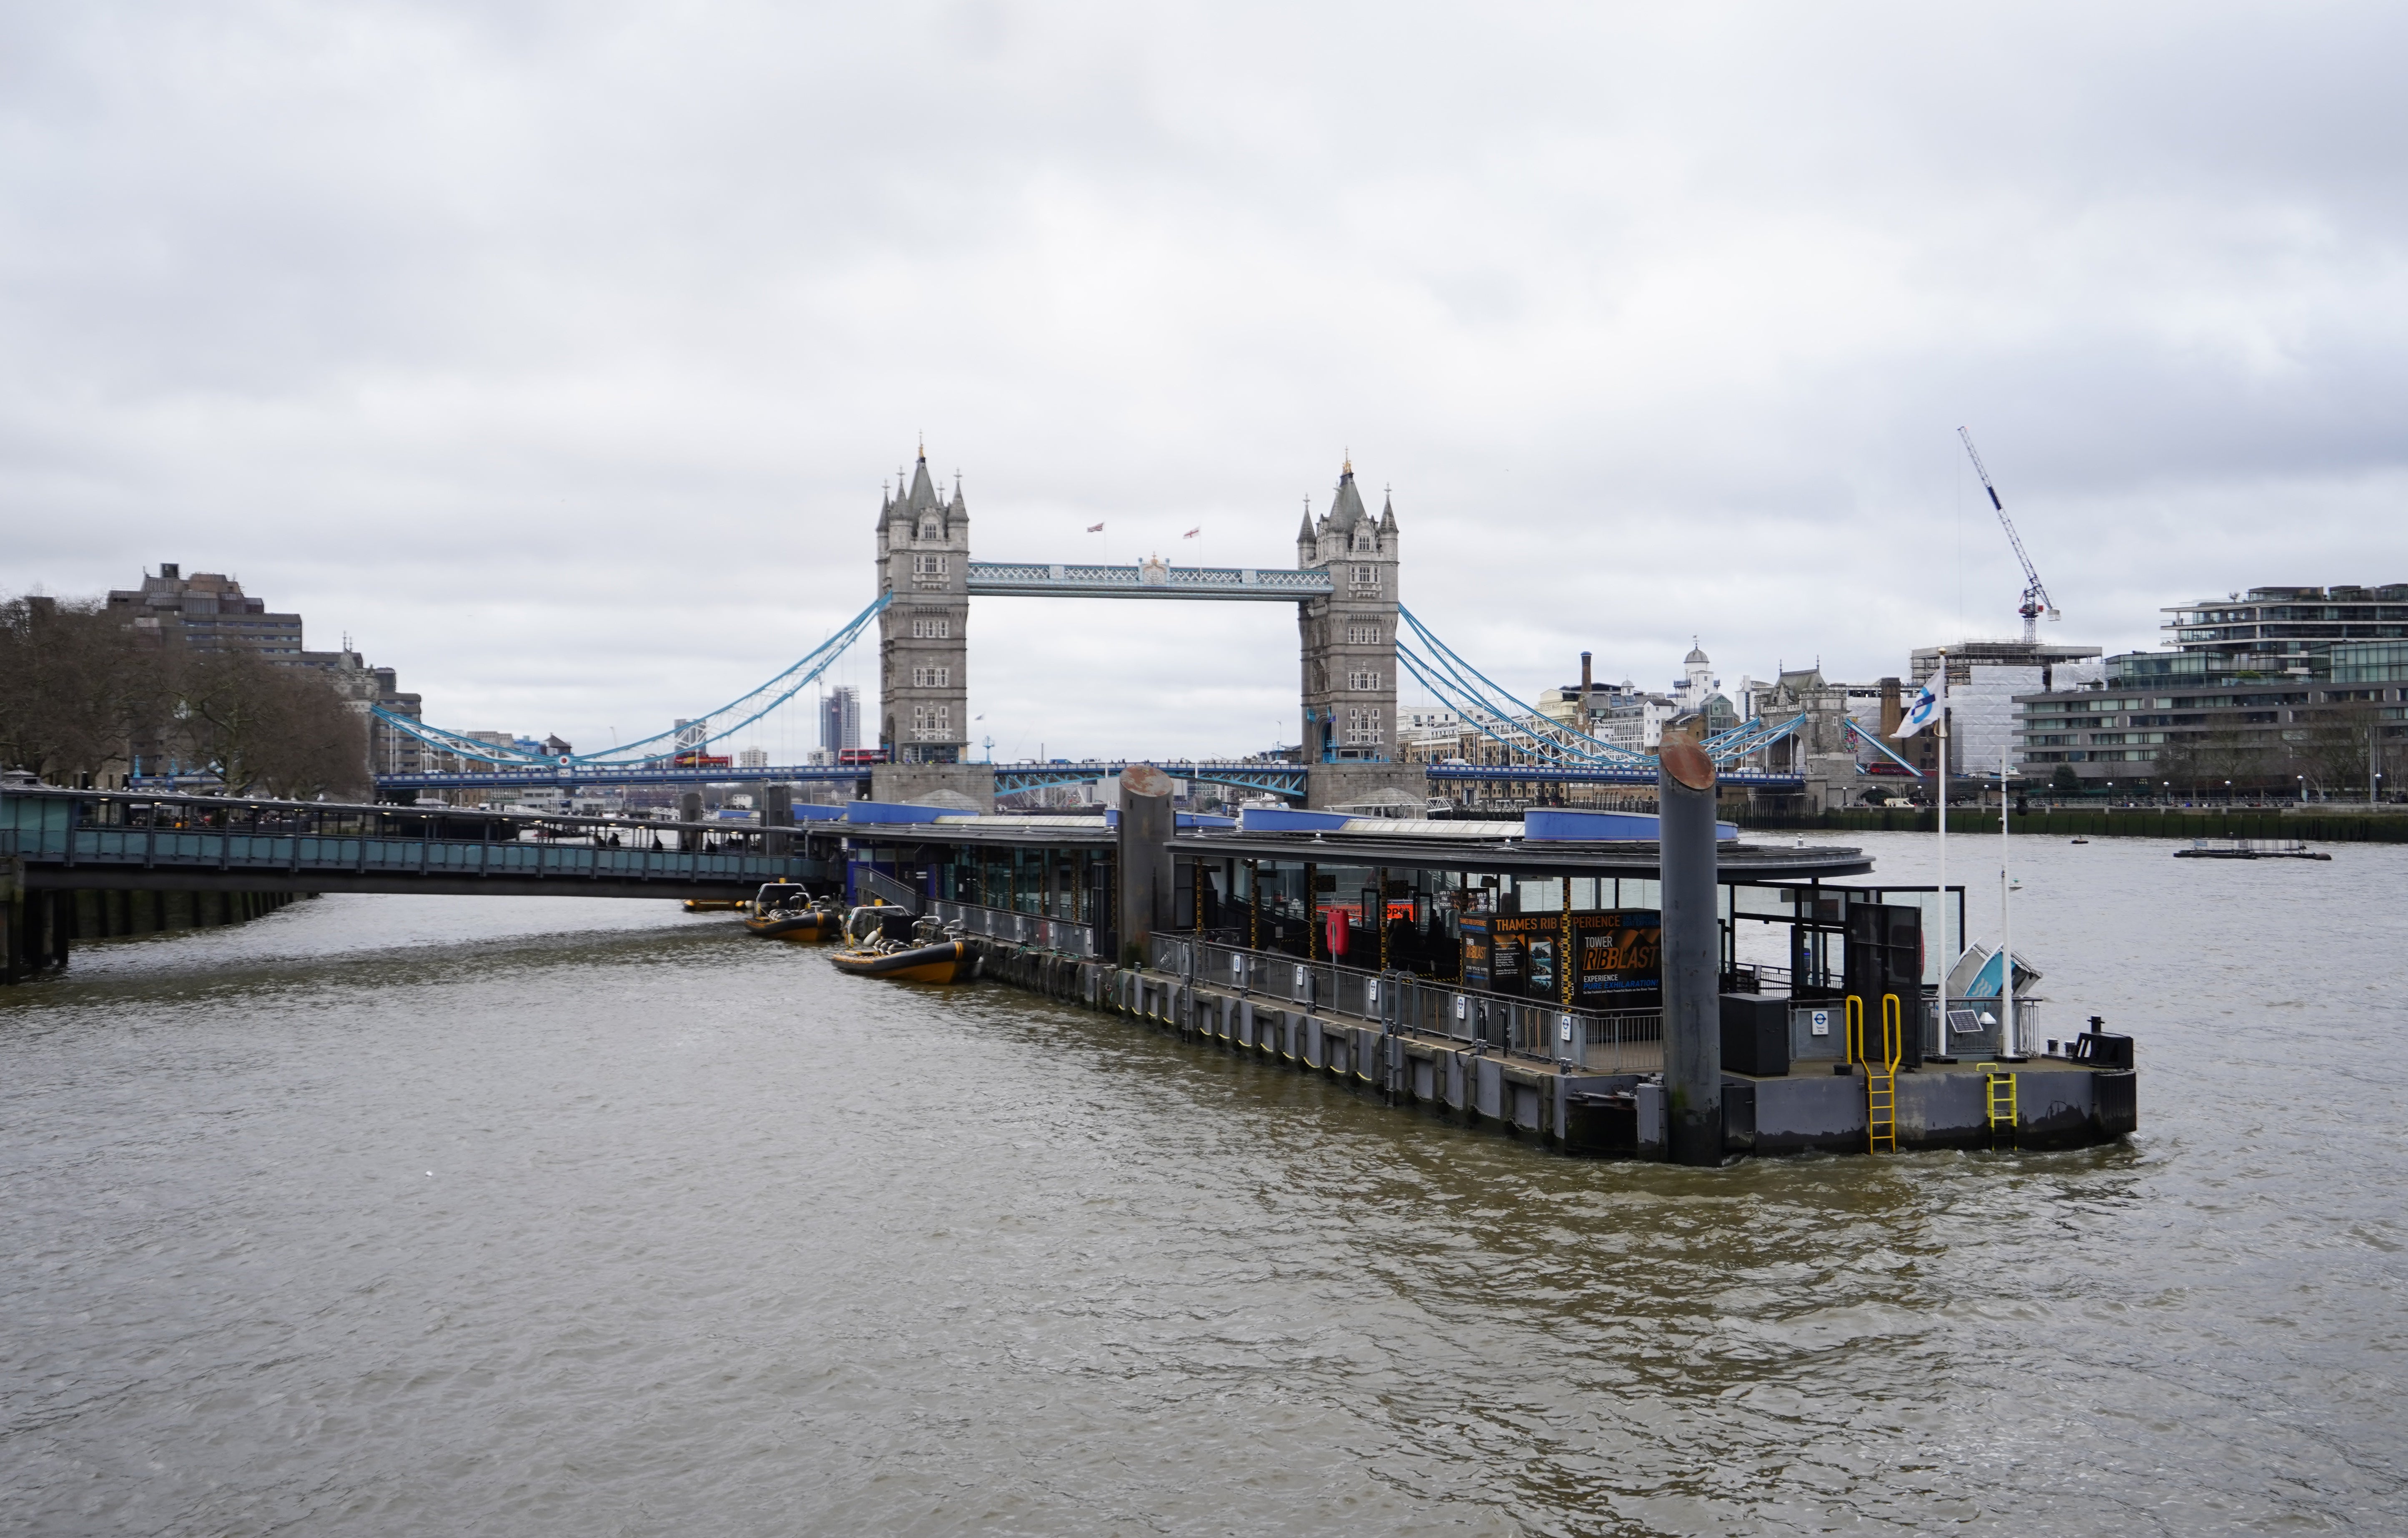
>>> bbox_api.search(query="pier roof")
[837,809,1871,881]
[1175,828,1871,881]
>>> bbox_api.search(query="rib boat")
[743,883,840,942]
[827,905,970,983]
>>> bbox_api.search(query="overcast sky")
[3,3,2402,762]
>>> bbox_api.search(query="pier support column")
[0,857,20,983]
[763,783,792,855]
[1660,731,1723,1166]
[1116,765,1175,968]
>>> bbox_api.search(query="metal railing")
[929,898,1097,959]
[853,867,924,914]
[0,792,819,889]
[1150,932,1663,1072]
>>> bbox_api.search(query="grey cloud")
[1,2,2401,757]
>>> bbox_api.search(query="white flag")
[1897,672,1945,736]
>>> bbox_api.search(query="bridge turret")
[875,444,971,766]
[1296,458,1401,768]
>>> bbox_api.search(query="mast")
[1936,648,1949,1055]
[2000,747,2013,1058]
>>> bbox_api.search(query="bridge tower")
[875,447,971,770]
[1295,459,1410,806]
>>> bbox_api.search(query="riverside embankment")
[1736,804,2408,841]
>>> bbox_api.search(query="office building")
[2015,584,2408,792]
[109,562,425,778]
[820,685,861,754]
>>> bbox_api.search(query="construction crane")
[1958,426,2060,643]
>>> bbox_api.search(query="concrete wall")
[869,763,996,812]
[1304,761,1430,811]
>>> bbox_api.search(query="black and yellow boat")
[826,905,971,984]
[742,883,840,942]
[682,897,747,913]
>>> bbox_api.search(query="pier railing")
[853,867,924,914]
[929,898,1098,960]
[1151,933,1663,1073]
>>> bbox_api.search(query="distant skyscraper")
[820,686,861,752]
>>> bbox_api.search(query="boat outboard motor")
[844,905,887,948]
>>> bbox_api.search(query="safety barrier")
[1149,932,1662,1071]
[930,898,1097,960]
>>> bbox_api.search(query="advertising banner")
[1459,910,1660,1000]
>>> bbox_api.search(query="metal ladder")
[1985,1069,2019,1149]
[1848,995,1902,1154]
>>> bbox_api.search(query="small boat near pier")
[743,883,841,942]
[827,904,969,983]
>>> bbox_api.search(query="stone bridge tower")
[875,447,971,770]
[1296,460,1407,803]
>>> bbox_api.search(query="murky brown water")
[3,832,2403,1535]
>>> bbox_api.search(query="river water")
[3,832,2403,1535]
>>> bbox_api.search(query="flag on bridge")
[1896,671,1946,736]
[1086,522,1104,533]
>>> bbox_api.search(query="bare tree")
[0,595,166,782]
[174,650,368,799]
[2290,699,2387,800]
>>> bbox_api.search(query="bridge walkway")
[3,787,834,903]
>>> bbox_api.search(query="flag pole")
[1936,646,1949,1058]
[2000,744,2014,1058]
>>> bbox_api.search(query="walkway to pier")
[1,785,831,899]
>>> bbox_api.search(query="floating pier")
[955,925,2135,1159]
[838,764,2137,1162]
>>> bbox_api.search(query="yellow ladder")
[1847,996,1903,1154]
[1985,1069,2018,1149]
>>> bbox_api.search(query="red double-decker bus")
[837,748,888,766]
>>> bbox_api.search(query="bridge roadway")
[2,786,833,901]
[366,760,1807,797]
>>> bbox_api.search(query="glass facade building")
[2014,586,2408,794]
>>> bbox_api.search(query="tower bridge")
[366,443,1862,811]
[869,448,1412,810]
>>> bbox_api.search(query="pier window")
[1347,669,1381,691]
[1345,623,1381,645]
[1348,564,1379,591]
[910,616,952,639]
[912,666,951,688]
[913,554,949,577]
[1343,707,1384,746]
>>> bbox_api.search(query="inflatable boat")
[742,883,840,942]
[826,905,971,984]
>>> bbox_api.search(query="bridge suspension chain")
[375,593,891,770]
